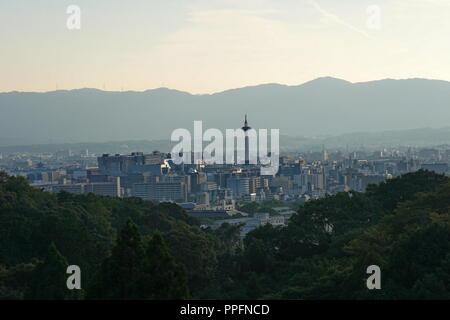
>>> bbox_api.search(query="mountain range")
[1,77,450,147]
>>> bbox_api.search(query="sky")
[1,0,450,94]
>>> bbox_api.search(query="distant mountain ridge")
[1,77,450,146]
[2,127,450,154]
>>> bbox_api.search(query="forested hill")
[1,170,449,300]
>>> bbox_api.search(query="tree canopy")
[1,170,449,299]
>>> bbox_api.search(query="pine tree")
[29,243,69,300]
[138,232,189,299]
[89,219,145,299]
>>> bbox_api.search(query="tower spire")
[242,114,251,131]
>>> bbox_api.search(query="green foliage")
[88,219,145,299]
[366,169,447,212]
[1,170,450,299]
[0,171,214,299]
[165,226,217,294]
[138,232,189,299]
[89,223,189,299]
[28,243,76,300]
[238,200,286,216]
[221,170,450,299]
[0,262,37,300]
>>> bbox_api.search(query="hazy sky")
[1,0,450,93]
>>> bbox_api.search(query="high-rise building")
[85,177,121,197]
[98,152,167,177]
[51,177,121,197]
[131,180,187,202]
[249,176,261,194]
[131,183,153,200]
[152,182,187,202]
[51,184,84,195]
[226,177,250,197]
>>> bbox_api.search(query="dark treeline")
[0,170,449,300]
